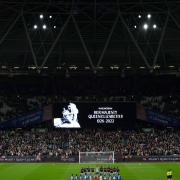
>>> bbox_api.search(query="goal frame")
[79,151,115,164]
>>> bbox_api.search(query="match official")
[167,169,172,180]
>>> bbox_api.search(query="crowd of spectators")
[140,96,180,119]
[0,129,179,160]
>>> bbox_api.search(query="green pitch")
[0,162,179,180]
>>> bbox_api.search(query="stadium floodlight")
[14,66,20,69]
[42,24,47,30]
[56,66,61,69]
[143,23,149,30]
[110,65,119,70]
[138,14,142,19]
[139,66,145,69]
[134,25,137,29]
[53,25,56,29]
[154,65,160,69]
[79,151,114,164]
[49,15,52,19]
[84,66,90,70]
[147,14,152,19]
[33,24,38,29]
[1,65,7,69]
[69,65,78,70]
[28,66,36,69]
[153,24,157,29]
[43,66,48,69]
[40,14,44,19]
[98,66,103,69]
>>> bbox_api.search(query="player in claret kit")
[117,167,120,175]
[92,175,98,180]
[104,167,107,175]
[110,167,113,175]
[108,167,111,175]
[87,167,91,175]
[100,166,103,175]
[80,168,84,176]
[113,167,116,175]
[91,168,95,174]
[84,168,87,175]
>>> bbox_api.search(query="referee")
[167,169,172,180]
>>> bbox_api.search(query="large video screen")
[53,102,136,129]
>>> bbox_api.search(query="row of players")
[70,167,121,180]
[70,174,121,180]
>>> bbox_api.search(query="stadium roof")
[0,0,180,76]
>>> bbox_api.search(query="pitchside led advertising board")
[53,102,136,129]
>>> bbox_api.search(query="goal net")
[79,151,114,164]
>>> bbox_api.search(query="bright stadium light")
[84,66,90,70]
[110,65,119,70]
[153,24,157,29]
[1,65,7,69]
[28,66,36,69]
[43,66,48,69]
[147,14,152,19]
[14,66,20,69]
[42,24,47,30]
[40,14,44,19]
[154,65,160,69]
[139,66,145,69]
[69,65,78,70]
[53,25,56,29]
[33,24,38,29]
[49,15,52,19]
[134,25,137,29]
[143,23,149,30]
[138,14,142,19]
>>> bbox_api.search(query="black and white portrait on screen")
[54,103,81,128]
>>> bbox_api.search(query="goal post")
[79,151,114,164]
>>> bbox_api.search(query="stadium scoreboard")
[53,102,136,129]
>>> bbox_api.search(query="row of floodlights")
[136,14,157,30]
[34,13,157,31]
[33,24,56,30]
[39,14,52,19]
[134,23,157,30]
[0,65,176,70]
[138,14,152,19]
[33,23,157,31]
[33,14,56,30]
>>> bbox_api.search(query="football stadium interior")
[0,0,180,180]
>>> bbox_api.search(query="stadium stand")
[0,129,179,160]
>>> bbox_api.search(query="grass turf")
[0,162,179,180]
